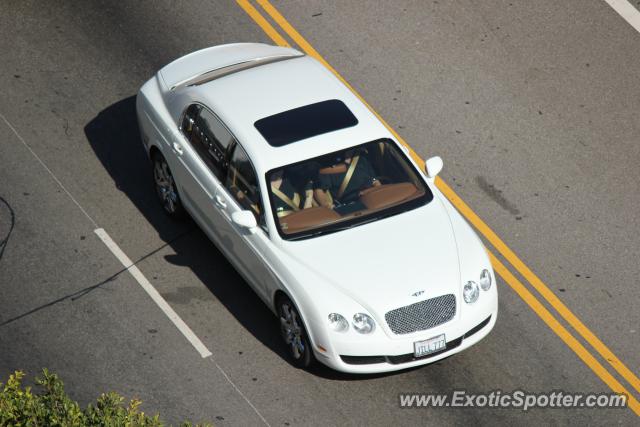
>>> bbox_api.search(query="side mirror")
[425,156,443,179]
[231,210,257,230]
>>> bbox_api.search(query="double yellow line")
[236,0,640,416]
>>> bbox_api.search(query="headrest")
[318,164,347,174]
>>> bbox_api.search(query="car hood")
[281,200,462,318]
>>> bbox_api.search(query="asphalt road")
[1,0,638,425]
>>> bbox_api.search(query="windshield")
[266,139,433,240]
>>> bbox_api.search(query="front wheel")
[152,152,185,219]
[277,295,314,369]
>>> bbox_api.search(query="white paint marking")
[94,228,212,358]
[604,0,640,33]
[94,230,269,423]
[0,112,99,229]
[1,112,211,357]
[2,112,267,421]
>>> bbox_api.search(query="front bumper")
[312,308,497,374]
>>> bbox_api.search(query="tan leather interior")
[360,182,421,210]
[279,206,341,234]
[318,164,347,174]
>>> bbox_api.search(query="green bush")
[0,370,210,426]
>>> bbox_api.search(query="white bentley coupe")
[136,43,497,373]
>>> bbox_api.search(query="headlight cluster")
[479,269,492,291]
[352,313,376,334]
[327,312,376,334]
[463,281,479,304]
[327,313,349,332]
[464,269,492,304]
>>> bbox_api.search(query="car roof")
[189,55,392,173]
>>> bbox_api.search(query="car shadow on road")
[84,96,293,367]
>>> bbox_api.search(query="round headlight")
[463,281,480,304]
[352,313,376,334]
[479,269,492,291]
[328,313,349,332]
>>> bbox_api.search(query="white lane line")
[0,112,99,229]
[1,111,211,357]
[604,0,640,33]
[2,112,268,421]
[94,227,213,358]
[94,229,270,424]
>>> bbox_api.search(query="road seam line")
[208,358,272,426]
[2,59,271,427]
[0,112,99,229]
[239,0,640,411]
[1,111,214,358]
[94,228,212,359]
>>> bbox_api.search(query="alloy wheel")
[154,158,178,214]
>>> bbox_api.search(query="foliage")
[0,370,209,427]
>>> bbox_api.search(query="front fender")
[266,245,365,353]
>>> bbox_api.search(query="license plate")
[414,334,446,358]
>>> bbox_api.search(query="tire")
[277,295,314,369]
[152,152,185,219]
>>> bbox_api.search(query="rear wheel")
[152,152,184,219]
[277,295,314,368]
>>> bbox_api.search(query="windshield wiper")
[330,214,387,231]
[289,213,387,241]
[287,228,328,241]
[285,200,417,241]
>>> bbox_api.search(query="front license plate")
[414,334,446,358]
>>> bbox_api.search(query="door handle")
[172,142,184,155]
[215,194,227,208]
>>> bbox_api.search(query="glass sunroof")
[254,99,358,147]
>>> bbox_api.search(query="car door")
[172,104,234,242]
[214,143,278,302]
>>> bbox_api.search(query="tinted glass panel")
[254,99,358,147]
[181,104,201,140]
[199,109,234,152]
[182,105,235,180]
[265,139,433,240]
[226,145,264,225]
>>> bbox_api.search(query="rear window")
[254,99,358,147]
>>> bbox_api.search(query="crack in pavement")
[0,196,16,261]
[0,227,195,327]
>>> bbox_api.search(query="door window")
[225,144,264,226]
[181,104,235,180]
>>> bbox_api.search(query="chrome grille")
[385,294,456,335]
